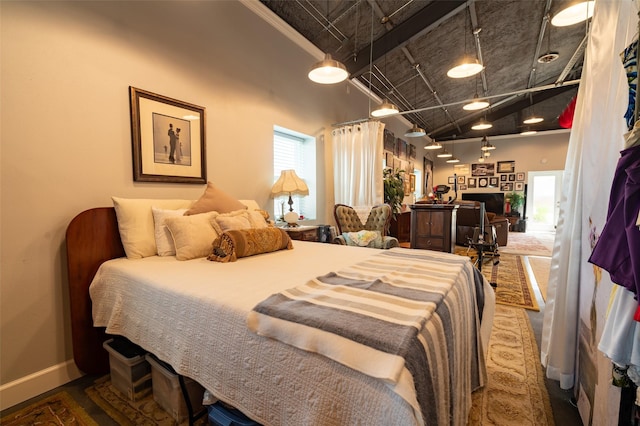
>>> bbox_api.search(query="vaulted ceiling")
[260,0,589,140]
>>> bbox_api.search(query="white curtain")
[332,121,385,209]
[541,0,636,394]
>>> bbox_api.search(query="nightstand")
[281,225,319,242]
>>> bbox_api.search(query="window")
[273,126,316,221]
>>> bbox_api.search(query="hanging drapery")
[332,121,385,209]
[541,2,636,423]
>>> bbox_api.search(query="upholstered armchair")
[333,204,400,249]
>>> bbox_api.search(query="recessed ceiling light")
[538,52,560,63]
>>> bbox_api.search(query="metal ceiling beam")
[344,0,466,76]
[432,84,576,138]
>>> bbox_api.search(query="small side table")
[281,225,319,242]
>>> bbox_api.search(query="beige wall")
[432,131,570,194]
[0,0,567,408]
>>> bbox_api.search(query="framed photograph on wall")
[497,160,515,173]
[424,158,433,194]
[500,174,507,182]
[478,177,488,188]
[448,176,456,184]
[515,182,524,191]
[516,172,525,181]
[409,173,416,192]
[468,177,477,188]
[129,87,206,184]
[500,182,514,192]
[471,162,495,176]
[489,177,499,187]
[457,175,465,184]
[459,184,467,191]
[508,174,516,181]
[453,163,470,176]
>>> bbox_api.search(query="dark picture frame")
[508,174,516,181]
[129,87,206,184]
[500,182,514,192]
[467,177,477,188]
[497,160,515,173]
[457,175,465,184]
[489,177,499,187]
[478,177,488,188]
[471,162,495,177]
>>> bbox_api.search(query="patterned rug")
[468,305,555,425]
[527,255,551,301]
[501,232,554,256]
[456,248,540,311]
[1,391,97,426]
[85,375,207,425]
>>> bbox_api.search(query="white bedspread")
[90,242,494,426]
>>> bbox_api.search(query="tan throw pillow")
[112,197,194,259]
[165,212,219,260]
[208,228,293,263]
[184,182,246,215]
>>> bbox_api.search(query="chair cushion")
[342,230,383,248]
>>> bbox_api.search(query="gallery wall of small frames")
[447,160,526,193]
[383,129,417,194]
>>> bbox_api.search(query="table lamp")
[271,170,309,226]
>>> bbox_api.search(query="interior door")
[526,170,563,232]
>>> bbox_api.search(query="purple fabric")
[588,144,640,306]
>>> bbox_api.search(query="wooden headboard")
[66,207,124,374]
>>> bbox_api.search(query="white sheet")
[90,242,494,426]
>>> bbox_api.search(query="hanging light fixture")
[472,118,492,130]
[371,99,400,117]
[424,137,442,150]
[405,73,426,137]
[520,128,537,136]
[480,135,495,151]
[308,53,349,84]
[447,8,484,78]
[523,115,544,124]
[437,147,452,158]
[551,1,595,27]
[463,94,490,111]
[446,139,459,163]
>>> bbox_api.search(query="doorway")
[526,170,563,232]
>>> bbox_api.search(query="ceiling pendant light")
[523,115,544,124]
[447,59,484,79]
[520,128,538,136]
[437,148,452,158]
[424,139,442,150]
[371,99,399,117]
[472,118,492,130]
[446,156,460,163]
[551,1,595,27]
[405,123,426,138]
[463,94,490,111]
[447,7,484,79]
[308,53,349,84]
[479,135,495,151]
[478,154,485,163]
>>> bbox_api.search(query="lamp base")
[284,211,299,226]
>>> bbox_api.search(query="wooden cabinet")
[389,209,411,245]
[282,225,319,242]
[409,204,458,253]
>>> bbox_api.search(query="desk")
[409,204,458,253]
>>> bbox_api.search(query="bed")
[66,204,495,426]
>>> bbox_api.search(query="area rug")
[501,232,554,256]
[85,375,207,425]
[527,255,551,301]
[1,391,98,426]
[468,305,555,425]
[456,248,540,311]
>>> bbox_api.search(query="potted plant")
[506,191,524,217]
[383,168,405,218]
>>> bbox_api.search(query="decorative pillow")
[342,230,383,248]
[112,197,194,259]
[184,182,247,216]
[210,209,269,235]
[165,212,219,261]
[152,207,187,256]
[208,227,293,263]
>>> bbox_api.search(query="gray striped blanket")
[247,248,487,426]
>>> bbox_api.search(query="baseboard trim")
[0,359,83,411]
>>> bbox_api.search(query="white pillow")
[164,212,219,261]
[112,197,194,259]
[210,209,268,235]
[152,207,187,256]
